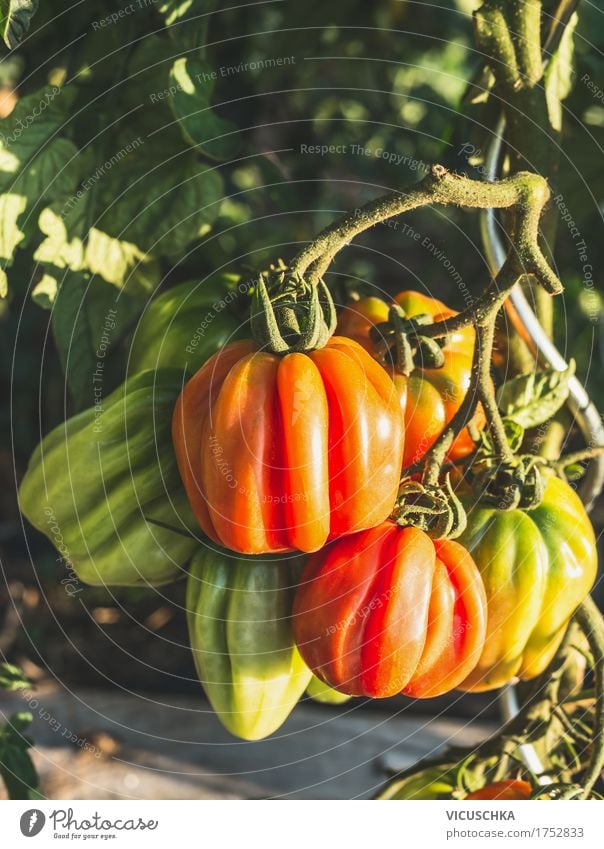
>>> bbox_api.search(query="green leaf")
[6,711,34,734]
[545,12,578,132]
[0,85,79,293]
[477,417,524,455]
[35,207,159,294]
[50,272,144,409]
[496,360,575,429]
[0,712,39,800]
[169,56,240,160]
[158,0,216,50]
[0,86,76,194]
[33,37,225,271]
[96,154,223,256]
[0,0,38,49]
[50,272,95,406]
[0,663,32,691]
[31,273,58,308]
[502,418,525,452]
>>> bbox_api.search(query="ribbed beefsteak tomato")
[292,522,487,698]
[172,337,404,554]
[338,290,484,468]
[458,476,597,691]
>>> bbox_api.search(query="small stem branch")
[420,261,518,484]
[574,596,604,797]
[290,166,562,296]
[555,447,604,469]
[511,0,544,87]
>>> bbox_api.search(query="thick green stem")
[474,0,567,338]
[510,0,544,86]
[290,166,561,295]
[574,596,604,797]
[421,263,517,486]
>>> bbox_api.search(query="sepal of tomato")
[292,522,487,698]
[173,336,404,555]
[186,546,311,740]
[338,289,484,467]
[458,476,597,691]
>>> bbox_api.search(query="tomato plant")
[5,0,604,806]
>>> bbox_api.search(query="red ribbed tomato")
[338,290,485,468]
[466,780,532,800]
[172,337,404,555]
[292,522,487,698]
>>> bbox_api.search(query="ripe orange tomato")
[466,780,532,800]
[172,337,404,554]
[293,522,487,698]
[338,290,485,468]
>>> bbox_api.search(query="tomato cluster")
[168,285,597,738]
[19,277,597,742]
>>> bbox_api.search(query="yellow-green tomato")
[458,476,597,691]
[378,766,457,800]
[306,674,351,705]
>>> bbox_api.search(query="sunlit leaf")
[496,361,575,429]
[0,0,38,49]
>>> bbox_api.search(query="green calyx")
[370,305,446,375]
[469,456,545,511]
[250,262,337,354]
[391,475,467,540]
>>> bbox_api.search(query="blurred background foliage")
[1,0,602,699]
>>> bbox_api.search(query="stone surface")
[0,687,495,800]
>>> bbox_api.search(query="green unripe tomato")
[129,274,245,375]
[306,674,352,705]
[187,547,312,741]
[378,766,457,800]
[19,369,199,587]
